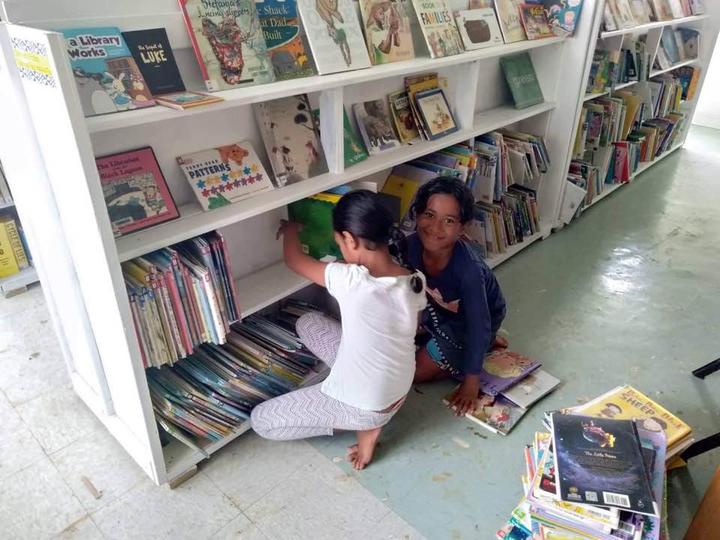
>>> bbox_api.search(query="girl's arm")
[278,220,329,286]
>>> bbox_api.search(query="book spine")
[0,223,20,278]
[217,232,242,321]
[163,267,193,356]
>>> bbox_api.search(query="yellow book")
[571,385,692,448]
[0,223,20,278]
[1,219,28,269]
[381,174,420,220]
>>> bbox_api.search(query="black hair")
[410,176,475,224]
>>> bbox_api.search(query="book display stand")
[0,0,718,486]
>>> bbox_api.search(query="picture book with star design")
[176,142,274,211]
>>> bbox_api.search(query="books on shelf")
[542,0,584,37]
[454,8,504,51]
[495,0,528,43]
[388,91,421,144]
[0,218,30,278]
[412,0,465,58]
[500,52,545,109]
[288,191,343,260]
[62,27,156,117]
[0,162,12,207]
[415,88,458,139]
[359,0,416,64]
[177,141,274,211]
[122,28,185,96]
[519,4,554,41]
[297,0,371,74]
[353,99,403,154]
[153,91,225,110]
[179,0,275,91]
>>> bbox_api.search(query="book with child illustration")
[479,350,540,396]
[501,368,561,409]
[444,391,528,435]
[353,99,402,154]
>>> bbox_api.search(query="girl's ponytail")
[388,225,423,294]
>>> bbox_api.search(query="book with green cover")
[500,52,544,109]
[288,192,342,261]
[312,109,368,167]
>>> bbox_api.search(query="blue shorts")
[425,337,463,378]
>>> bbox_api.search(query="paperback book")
[454,8,504,50]
[542,0,583,37]
[500,52,545,109]
[479,350,540,396]
[153,91,224,110]
[389,91,421,143]
[444,391,528,435]
[121,28,185,95]
[359,0,415,64]
[288,192,343,260]
[177,142,274,210]
[178,0,275,91]
[412,0,464,58]
[62,27,155,117]
[495,0,528,43]
[519,4,554,40]
[501,368,561,409]
[415,88,458,140]
[312,108,369,166]
[353,99,403,154]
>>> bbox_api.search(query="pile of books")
[123,232,241,368]
[150,301,328,453]
[498,385,693,539]
[603,0,705,32]
[445,351,561,436]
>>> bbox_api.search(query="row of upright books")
[62,1,579,117]
[498,385,694,540]
[654,27,699,71]
[603,0,705,32]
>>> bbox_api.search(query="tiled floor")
[1,126,720,539]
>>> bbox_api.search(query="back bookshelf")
[0,0,714,485]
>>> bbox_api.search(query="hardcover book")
[121,28,185,95]
[178,0,275,91]
[176,142,274,210]
[296,0,371,74]
[552,413,658,516]
[454,8,504,50]
[444,391,528,435]
[501,368,561,409]
[415,88,458,140]
[411,0,464,58]
[519,3,554,40]
[359,0,415,64]
[495,0,528,43]
[628,0,652,24]
[388,91,420,143]
[353,99,402,154]
[288,192,343,260]
[62,27,156,117]
[312,108,369,166]
[479,350,540,396]
[613,0,637,28]
[256,0,316,80]
[542,0,583,37]
[500,52,545,109]
[255,94,328,185]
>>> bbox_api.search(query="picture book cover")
[389,91,420,143]
[500,52,545,109]
[570,385,692,448]
[552,413,658,516]
[353,99,402,154]
[154,91,224,110]
[178,0,275,91]
[288,192,343,260]
[648,0,674,21]
[637,426,667,540]
[312,108,369,166]
[629,0,652,24]
[359,0,415,65]
[446,392,528,435]
[255,94,328,185]
[296,0,371,74]
[603,4,618,31]
[411,0,464,58]
[0,224,20,278]
[519,3,554,40]
[479,350,540,396]
[680,28,699,59]
[121,28,186,95]
[455,8,504,50]
[176,142,274,211]
[542,0,584,37]
[613,0,637,28]
[62,27,156,117]
[495,0,528,43]
[95,147,179,237]
[255,0,316,80]
[501,368,561,409]
[415,88,458,140]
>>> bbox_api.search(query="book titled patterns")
[177,142,274,211]
[179,0,275,91]
[412,0,464,58]
[121,28,186,95]
[62,27,156,117]
[95,147,179,237]
[479,350,540,396]
[353,99,402,154]
[359,0,415,65]
[455,8,504,50]
[255,95,328,185]
[256,0,316,80]
[495,0,528,43]
[500,52,545,109]
[296,0,371,74]
[519,3,554,40]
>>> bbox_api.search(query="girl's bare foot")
[346,428,382,470]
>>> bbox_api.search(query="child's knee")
[295,312,321,342]
[250,404,273,439]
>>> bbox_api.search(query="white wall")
[694,39,720,129]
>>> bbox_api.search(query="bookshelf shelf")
[116,101,556,262]
[0,200,15,210]
[614,81,637,91]
[650,58,700,78]
[86,37,564,134]
[584,90,609,101]
[0,265,38,297]
[236,262,311,318]
[633,143,683,178]
[600,14,709,39]
[588,182,625,208]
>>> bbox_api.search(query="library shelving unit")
[0,0,684,485]
[557,1,720,219]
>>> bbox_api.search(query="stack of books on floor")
[497,385,693,539]
[445,351,561,436]
[151,301,328,453]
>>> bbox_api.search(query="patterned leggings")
[250,312,399,441]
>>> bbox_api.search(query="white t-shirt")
[321,263,427,411]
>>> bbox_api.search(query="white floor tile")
[245,450,391,540]
[55,516,105,540]
[0,454,87,539]
[211,514,270,540]
[91,473,240,540]
[0,389,45,480]
[15,385,101,454]
[201,433,317,510]
[50,429,146,513]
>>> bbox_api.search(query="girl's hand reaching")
[448,375,480,416]
[277,219,303,240]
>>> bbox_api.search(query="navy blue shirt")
[406,234,506,375]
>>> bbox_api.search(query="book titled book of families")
[500,52,545,109]
[62,27,156,117]
[411,0,464,58]
[551,413,658,516]
[256,0,316,80]
[455,8,504,51]
[479,350,540,396]
[359,0,415,65]
[177,142,274,211]
[495,0,528,43]
[297,0,371,74]
[178,0,275,91]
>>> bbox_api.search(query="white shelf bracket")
[318,87,345,175]
[453,60,481,131]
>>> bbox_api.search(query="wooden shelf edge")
[600,14,709,39]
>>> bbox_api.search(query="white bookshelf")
[600,14,709,39]
[0,265,38,297]
[0,0,717,486]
